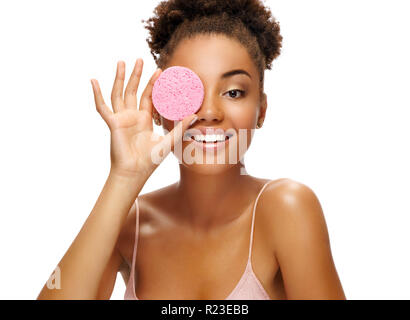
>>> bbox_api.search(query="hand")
[90,59,198,180]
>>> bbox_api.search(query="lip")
[184,126,235,152]
[190,136,231,151]
[186,126,230,136]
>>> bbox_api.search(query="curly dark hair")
[141,0,283,96]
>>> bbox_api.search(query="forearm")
[37,170,146,299]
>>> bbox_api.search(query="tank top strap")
[130,197,140,280]
[248,180,275,260]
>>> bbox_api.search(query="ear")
[257,93,267,128]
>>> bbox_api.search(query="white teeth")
[192,134,226,143]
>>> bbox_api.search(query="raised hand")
[90,59,198,181]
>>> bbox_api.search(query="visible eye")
[224,89,245,99]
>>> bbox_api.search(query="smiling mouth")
[185,133,234,143]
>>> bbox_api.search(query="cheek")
[226,106,258,139]
[225,107,259,156]
[227,108,257,129]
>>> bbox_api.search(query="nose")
[195,94,224,123]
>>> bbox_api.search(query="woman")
[37,0,345,300]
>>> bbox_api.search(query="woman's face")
[156,34,267,175]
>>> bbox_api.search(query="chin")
[178,161,240,175]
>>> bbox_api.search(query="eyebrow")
[221,69,252,79]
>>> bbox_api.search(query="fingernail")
[189,116,198,126]
[151,69,161,82]
[137,58,142,65]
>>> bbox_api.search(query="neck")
[175,162,253,234]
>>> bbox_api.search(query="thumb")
[159,114,198,154]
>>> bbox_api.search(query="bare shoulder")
[258,178,329,252]
[116,183,177,286]
[258,178,346,299]
[259,177,324,223]
[116,183,178,263]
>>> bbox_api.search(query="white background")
[0,0,409,300]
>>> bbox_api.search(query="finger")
[124,58,143,109]
[160,114,198,154]
[111,61,125,113]
[91,79,113,124]
[139,68,161,113]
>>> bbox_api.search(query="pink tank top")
[124,180,274,300]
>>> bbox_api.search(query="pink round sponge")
[152,66,204,121]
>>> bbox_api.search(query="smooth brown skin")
[37,34,345,300]
[37,56,197,299]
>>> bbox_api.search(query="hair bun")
[142,0,283,88]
